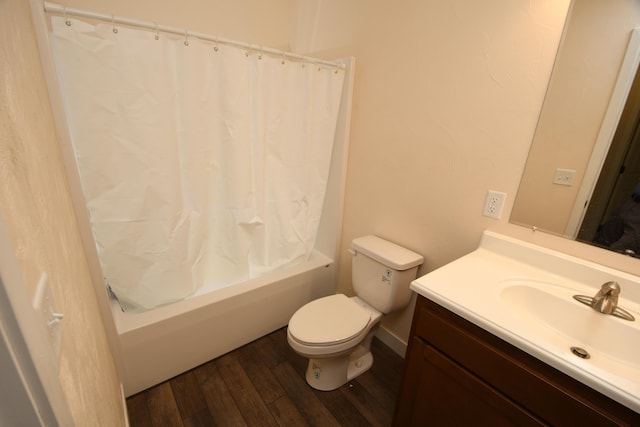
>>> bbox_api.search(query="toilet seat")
[288,294,372,346]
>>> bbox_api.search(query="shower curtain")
[50,17,345,310]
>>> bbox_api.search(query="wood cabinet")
[393,296,640,426]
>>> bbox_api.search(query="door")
[578,61,640,244]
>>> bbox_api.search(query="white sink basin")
[410,231,640,413]
[499,279,639,367]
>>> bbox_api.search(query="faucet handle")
[600,281,620,296]
[592,281,620,314]
[574,281,634,321]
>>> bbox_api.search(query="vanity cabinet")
[393,295,639,426]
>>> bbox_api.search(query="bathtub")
[115,251,335,396]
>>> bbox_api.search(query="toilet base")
[304,345,374,391]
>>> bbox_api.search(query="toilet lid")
[288,294,372,346]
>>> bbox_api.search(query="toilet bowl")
[287,235,424,391]
[287,294,383,391]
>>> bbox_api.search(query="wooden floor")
[126,327,405,427]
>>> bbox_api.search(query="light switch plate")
[553,168,576,186]
[32,273,62,367]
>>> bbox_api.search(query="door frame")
[0,214,74,426]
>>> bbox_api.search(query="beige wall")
[334,0,574,341]
[302,0,640,343]
[512,0,640,235]
[28,0,640,365]
[0,0,125,425]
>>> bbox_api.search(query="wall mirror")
[511,0,640,257]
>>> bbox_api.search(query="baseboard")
[375,326,407,358]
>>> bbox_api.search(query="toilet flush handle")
[348,248,357,256]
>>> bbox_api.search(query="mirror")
[511,0,640,256]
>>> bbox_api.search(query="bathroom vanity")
[393,295,638,425]
[393,231,640,425]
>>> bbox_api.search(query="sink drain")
[571,346,590,359]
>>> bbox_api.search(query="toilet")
[287,235,423,391]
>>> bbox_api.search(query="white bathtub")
[115,251,335,396]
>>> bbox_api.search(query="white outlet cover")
[483,190,506,219]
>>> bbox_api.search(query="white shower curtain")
[50,17,345,310]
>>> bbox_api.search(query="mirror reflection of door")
[578,65,640,254]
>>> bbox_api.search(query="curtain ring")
[112,15,118,33]
[154,23,159,40]
[281,51,286,65]
[213,36,219,52]
[184,29,189,46]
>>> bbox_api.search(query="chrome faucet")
[592,281,621,314]
[573,281,635,321]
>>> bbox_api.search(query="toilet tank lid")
[351,235,424,270]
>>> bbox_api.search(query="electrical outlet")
[483,190,506,219]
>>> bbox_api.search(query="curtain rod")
[43,2,345,70]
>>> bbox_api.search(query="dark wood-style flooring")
[126,327,404,426]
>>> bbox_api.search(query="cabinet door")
[393,337,544,427]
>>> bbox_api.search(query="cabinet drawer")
[412,296,638,426]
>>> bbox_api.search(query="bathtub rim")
[111,250,334,335]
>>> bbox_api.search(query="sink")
[410,230,640,413]
[499,279,639,366]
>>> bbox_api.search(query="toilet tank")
[351,235,424,313]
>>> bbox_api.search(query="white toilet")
[287,235,423,391]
